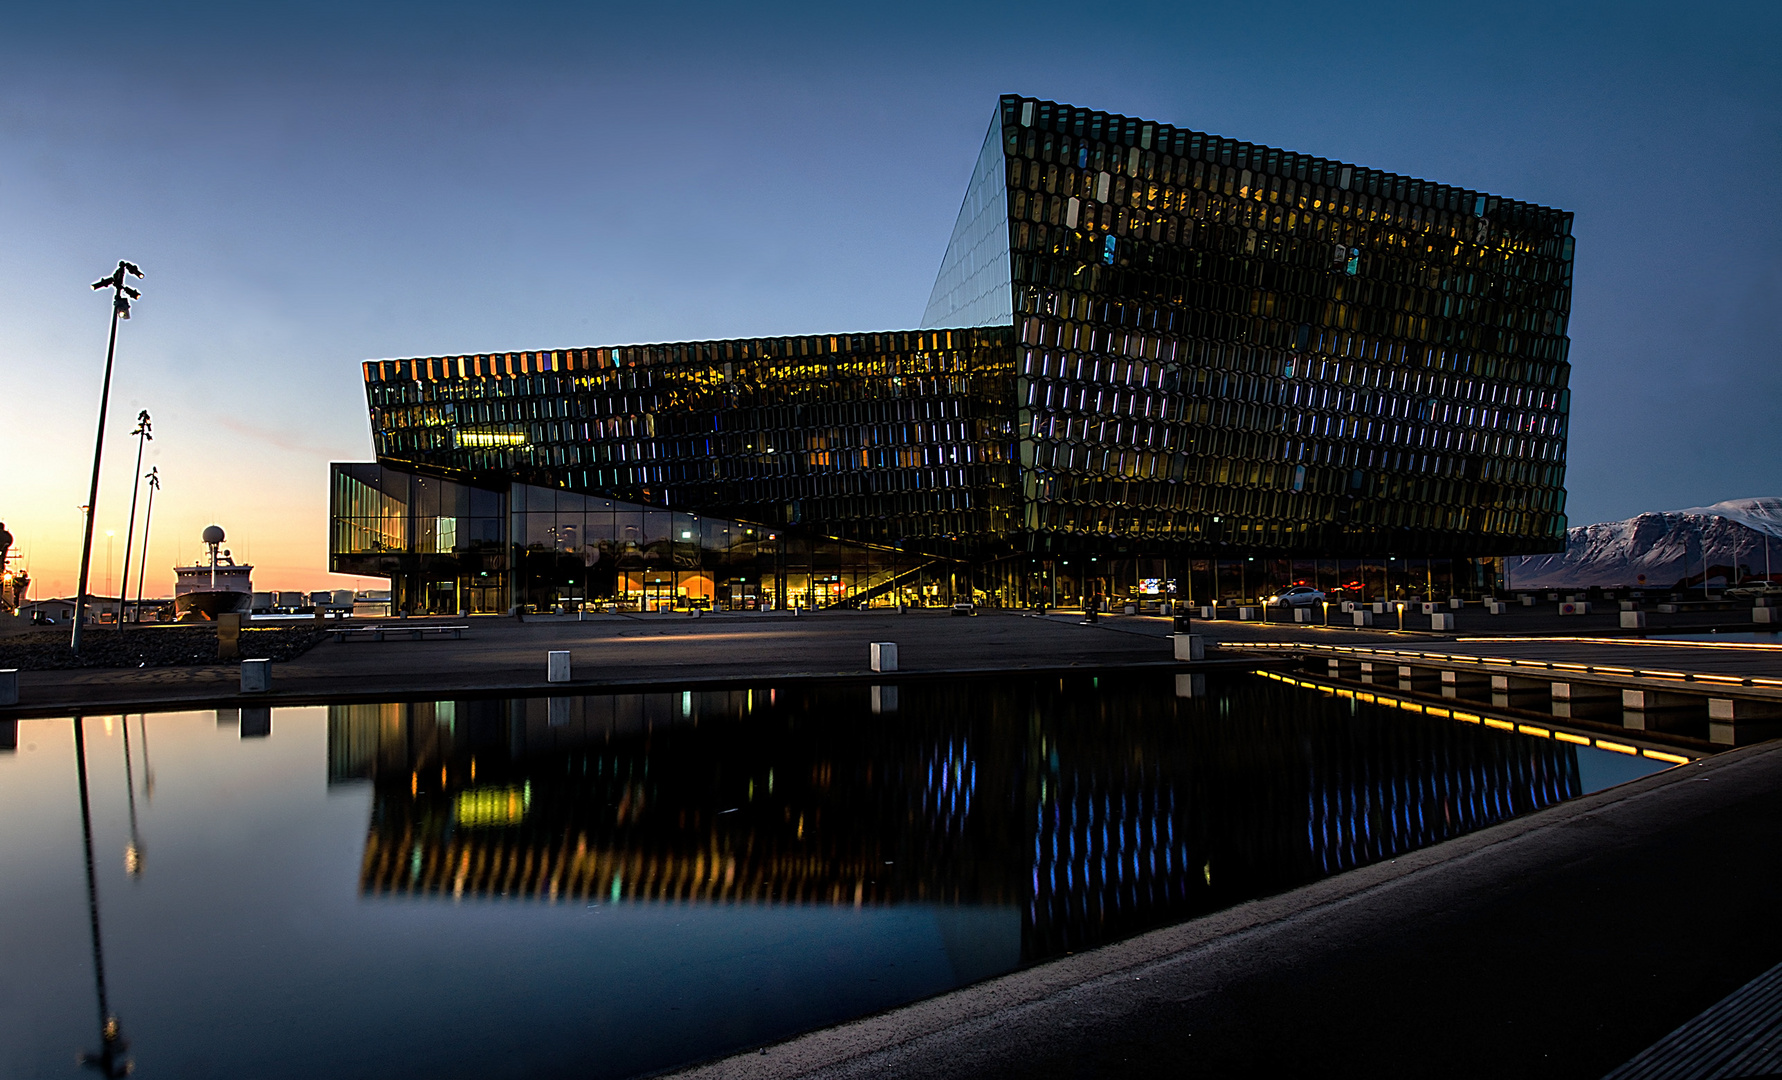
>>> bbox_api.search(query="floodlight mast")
[116,411,151,629]
[133,467,160,626]
[70,261,144,655]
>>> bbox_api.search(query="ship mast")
[202,525,225,592]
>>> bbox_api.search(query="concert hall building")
[330,95,1575,614]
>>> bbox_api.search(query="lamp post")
[71,261,144,655]
[133,468,159,624]
[115,413,151,630]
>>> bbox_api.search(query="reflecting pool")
[0,673,1666,1079]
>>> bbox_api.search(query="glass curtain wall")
[331,463,965,615]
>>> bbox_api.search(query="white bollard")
[871,685,898,713]
[240,659,271,694]
[0,668,16,707]
[548,650,572,683]
[1172,634,1204,661]
[1449,597,1464,609]
[1755,608,1781,625]
[1429,613,1455,631]
[1294,608,1315,623]
[1621,611,1648,629]
[1486,601,1508,615]
[870,641,898,672]
[1353,610,1375,627]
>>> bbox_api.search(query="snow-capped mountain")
[1508,498,1782,589]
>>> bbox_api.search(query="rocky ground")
[0,626,324,670]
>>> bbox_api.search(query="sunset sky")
[3,1,1777,597]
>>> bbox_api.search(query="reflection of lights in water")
[454,783,531,827]
[922,739,976,833]
[124,845,142,876]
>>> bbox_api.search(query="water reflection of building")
[329,675,1579,962]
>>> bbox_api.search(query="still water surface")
[0,673,1664,1079]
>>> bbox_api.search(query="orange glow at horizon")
[4,361,384,602]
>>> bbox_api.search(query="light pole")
[71,261,144,655]
[115,413,151,630]
[105,532,115,609]
[133,468,159,624]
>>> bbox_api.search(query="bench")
[332,625,468,643]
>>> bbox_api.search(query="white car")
[1266,586,1326,607]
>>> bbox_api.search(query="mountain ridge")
[1508,497,1782,589]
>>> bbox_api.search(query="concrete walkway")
[667,738,1782,1080]
[5,611,1224,717]
[9,608,1781,718]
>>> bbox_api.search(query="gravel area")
[0,626,324,670]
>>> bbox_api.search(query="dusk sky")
[3,1,1777,595]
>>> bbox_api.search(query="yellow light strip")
[1455,635,1782,652]
[1253,669,1700,763]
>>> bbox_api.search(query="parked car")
[1265,586,1326,607]
[950,600,975,616]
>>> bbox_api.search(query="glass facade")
[334,95,1575,610]
[971,96,1574,559]
[330,462,969,615]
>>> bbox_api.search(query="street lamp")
[115,412,151,630]
[133,468,160,624]
[71,261,144,655]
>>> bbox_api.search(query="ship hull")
[174,590,251,620]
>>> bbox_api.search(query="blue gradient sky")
[3,1,1777,594]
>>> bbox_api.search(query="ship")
[0,521,27,615]
[174,525,253,620]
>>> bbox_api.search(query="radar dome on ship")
[203,525,226,545]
